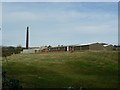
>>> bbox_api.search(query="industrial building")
[21,43,115,54]
[21,27,116,54]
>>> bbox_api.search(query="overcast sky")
[1,0,119,2]
[0,3,1,25]
[2,2,118,47]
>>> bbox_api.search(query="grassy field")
[2,51,118,88]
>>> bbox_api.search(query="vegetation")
[2,51,118,88]
[2,46,23,57]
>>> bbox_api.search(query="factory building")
[21,27,115,54]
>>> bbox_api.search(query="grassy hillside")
[2,51,118,88]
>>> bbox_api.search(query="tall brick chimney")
[26,26,29,49]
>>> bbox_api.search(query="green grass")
[2,51,118,88]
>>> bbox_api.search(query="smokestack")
[26,26,29,49]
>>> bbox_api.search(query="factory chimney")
[26,26,29,49]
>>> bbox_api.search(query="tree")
[14,45,23,54]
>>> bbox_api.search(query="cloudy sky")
[0,3,1,25]
[2,2,118,47]
[1,0,119,2]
